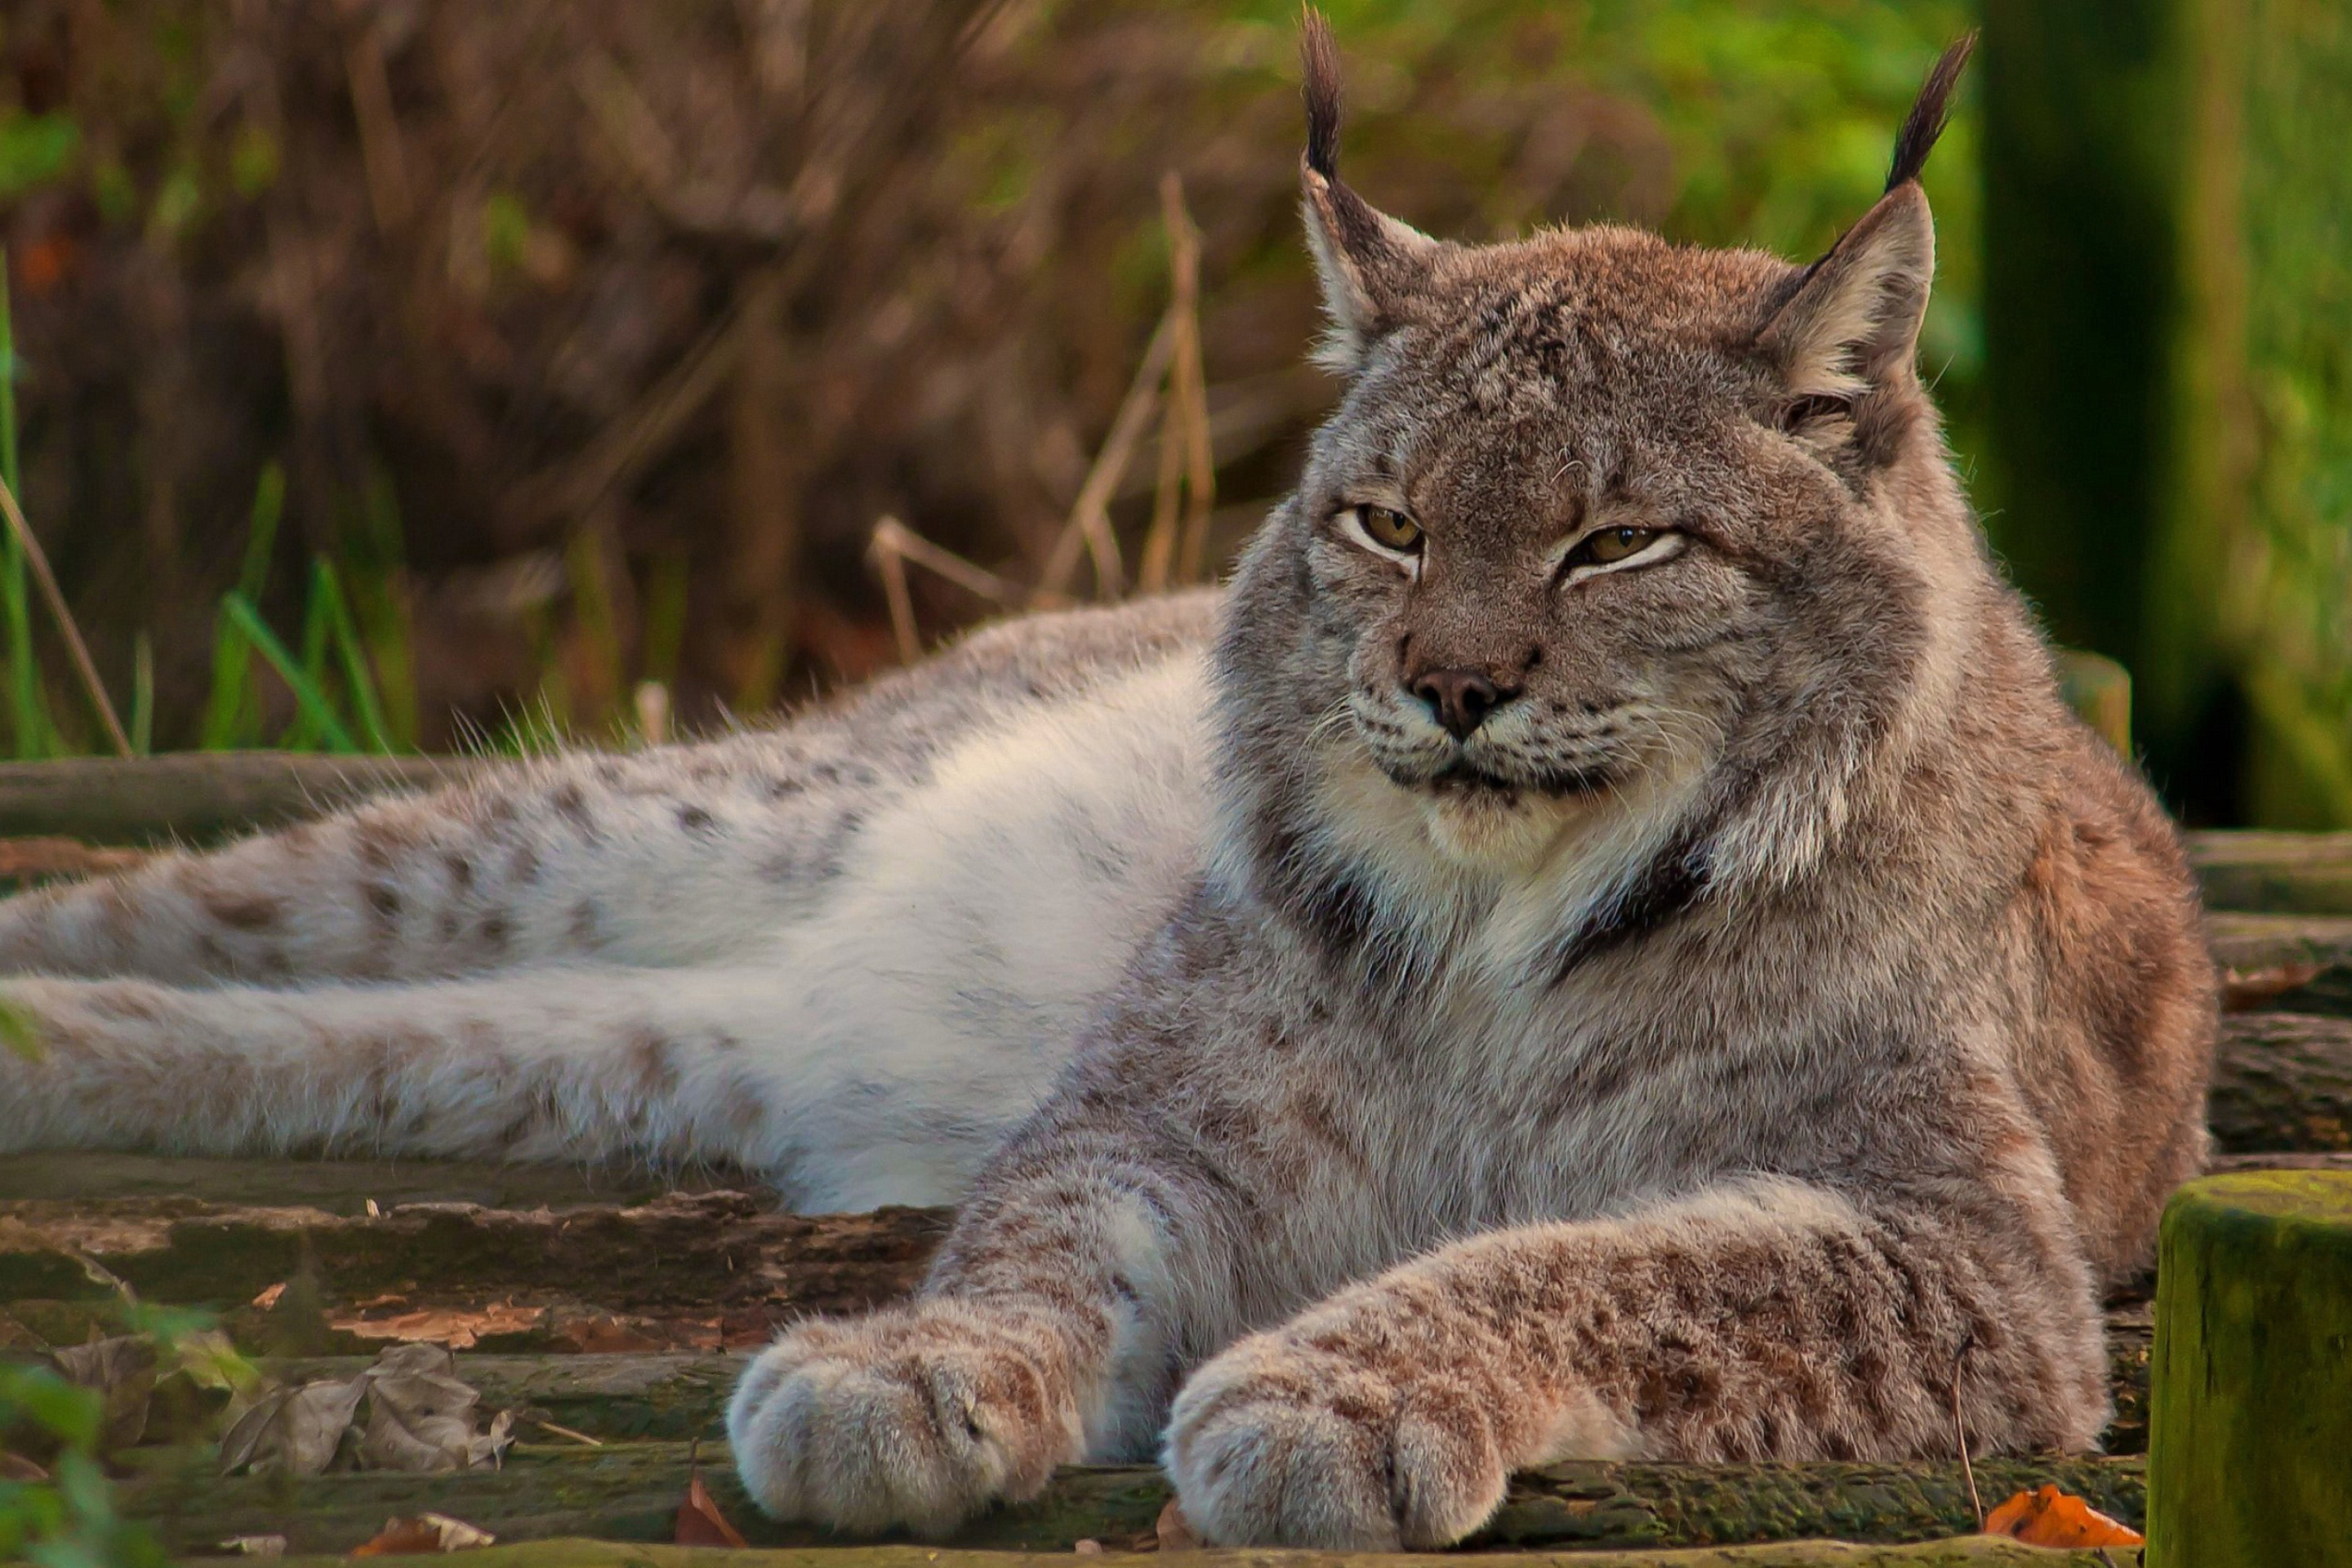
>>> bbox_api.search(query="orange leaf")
[550,1312,664,1354]
[350,1514,495,1556]
[675,1468,749,1548]
[329,1302,544,1349]
[1984,1485,2144,1548]
[2221,962,2322,1011]
[1154,1499,1200,1552]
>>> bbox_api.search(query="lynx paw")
[727,1303,1083,1537]
[1164,1330,1508,1549]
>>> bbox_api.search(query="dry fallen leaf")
[2221,962,2322,1011]
[0,1452,48,1482]
[221,1344,512,1478]
[1153,1499,1200,1552]
[218,1374,370,1477]
[331,1302,544,1349]
[217,1536,287,1557]
[675,1467,749,1548]
[359,1344,488,1473]
[51,1334,158,1452]
[1984,1485,2145,1548]
[350,1514,496,1556]
[172,1328,263,1400]
[550,1312,665,1353]
[250,1282,287,1311]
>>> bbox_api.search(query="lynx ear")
[1757,34,1971,430]
[1299,10,1438,376]
[1757,183,1936,406]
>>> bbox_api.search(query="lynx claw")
[728,1304,1082,1538]
[1164,1331,1508,1550]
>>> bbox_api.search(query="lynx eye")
[1354,505,1423,554]
[1570,526,1659,568]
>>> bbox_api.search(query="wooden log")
[2206,1013,2352,1152]
[2189,831,2352,916]
[261,1543,2145,1568]
[260,1313,2167,1455]
[0,1152,729,1214]
[265,1352,745,1446]
[0,1192,948,1320]
[2205,911,2352,976]
[2146,1171,2352,1566]
[0,753,474,847]
[0,1086,2341,1334]
[2057,651,2132,756]
[114,1440,2145,1557]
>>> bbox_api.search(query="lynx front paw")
[727,1303,1084,1537]
[1163,1330,1509,1550]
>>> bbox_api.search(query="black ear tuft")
[1885,33,1976,193]
[1301,7,1343,180]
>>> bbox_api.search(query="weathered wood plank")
[2189,831,2352,915]
[3,1027,2342,1320]
[0,1152,728,1214]
[0,1192,947,1321]
[2206,911,2352,974]
[2207,1013,2352,1152]
[256,1544,2138,1568]
[257,1297,2164,1454]
[0,753,474,847]
[117,1441,2143,1557]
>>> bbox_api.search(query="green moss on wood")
[117,1441,2142,1558]
[251,1540,2141,1568]
[2148,1171,2352,1566]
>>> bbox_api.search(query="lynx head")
[1214,17,1987,975]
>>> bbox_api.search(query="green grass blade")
[199,464,287,750]
[0,250,17,500]
[278,568,334,751]
[237,462,284,599]
[198,613,251,750]
[312,558,394,754]
[220,591,356,753]
[0,252,51,760]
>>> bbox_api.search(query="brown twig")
[872,517,1015,605]
[0,476,131,758]
[1139,358,1187,595]
[870,517,924,666]
[1036,314,1175,606]
[0,837,146,881]
[509,303,751,528]
[527,1418,604,1447]
[1952,1329,1983,1530]
[1138,176,1204,595]
[344,23,413,232]
[1163,174,1217,586]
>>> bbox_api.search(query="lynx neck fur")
[0,19,2212,1552]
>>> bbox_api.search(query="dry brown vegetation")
[0,0,1968,747]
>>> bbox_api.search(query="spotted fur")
[0,19,2210,1551]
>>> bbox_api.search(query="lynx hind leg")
[0,738,883,987]
[0,961,815,1171]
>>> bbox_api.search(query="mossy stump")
[2147,1171,2352,1566]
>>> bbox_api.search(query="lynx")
[0,17,2212,1550]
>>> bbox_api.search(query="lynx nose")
[1411,668,1512,740]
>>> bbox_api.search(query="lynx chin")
[0,16,2212,1551]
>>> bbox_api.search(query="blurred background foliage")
[0,0,2341,824]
